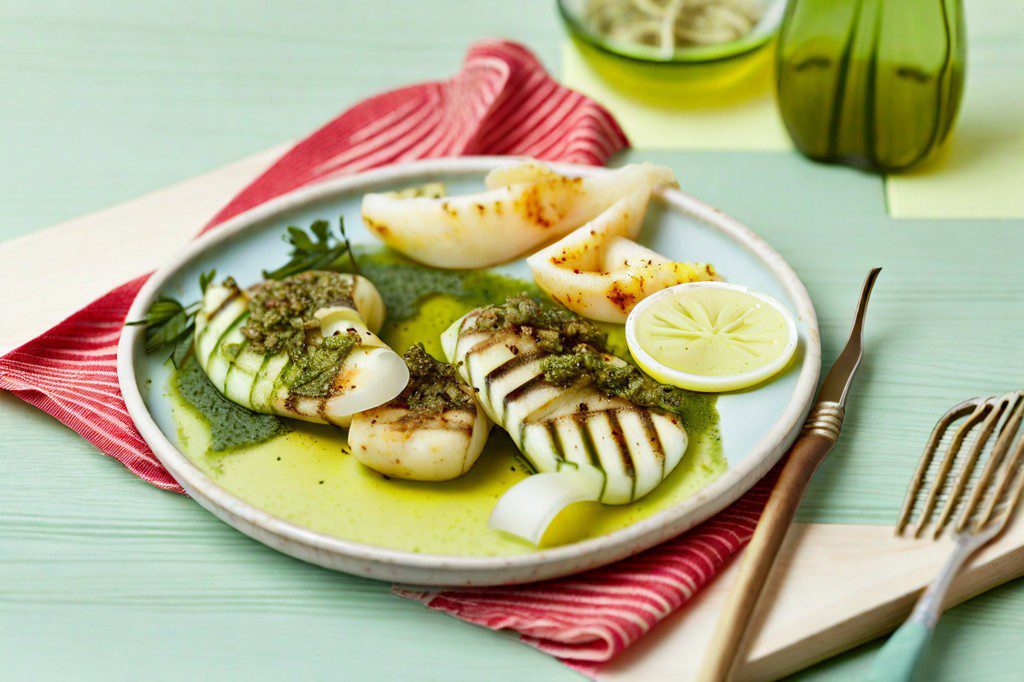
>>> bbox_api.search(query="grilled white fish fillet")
[348,344,491,481]
[360,161,677,269]
[441,310,688,543]
[527,173,717,323]
[349,404,491,481]
[194,273,408,427]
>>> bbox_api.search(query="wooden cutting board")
[2,149,1023,680]
[599,517,1024,680]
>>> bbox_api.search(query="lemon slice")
[625,282,798,392]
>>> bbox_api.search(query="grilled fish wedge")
[360,161,677,269]
[528,176,717,323]
[349,345,491,481]
[441,311,688,544]
[194,273,408,427]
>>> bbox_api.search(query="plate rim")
[117,155,821,585]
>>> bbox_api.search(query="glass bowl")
[558,0,786,92]
[557,0,786,64]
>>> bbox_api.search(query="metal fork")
[865,391,1024,682]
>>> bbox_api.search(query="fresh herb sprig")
[131,217,356,366]
[127,269,216,367]
[262,217,358,280]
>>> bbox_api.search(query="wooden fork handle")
[699,419,840,681]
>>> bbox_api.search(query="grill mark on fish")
[574,412,599,468]
[484,352,544,421]
[458,334,503,386]
[607,410,637,500]
[453,318,680,504]
[249,354,273,408]
[208,290,243,322]
[379,407,477,433]
[502,374,547,418]
[545,421,565,466]
[209,311,250,366]
[515,380,593,438]
[483,350,545,384]
[638,410,666,479]
[221,339,251,392]
[462,333,508,358]
[576,412,608,499]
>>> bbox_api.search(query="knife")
[698,267,882,681]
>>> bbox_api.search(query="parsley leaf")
[127,269,215,367]
[262,217,357,280]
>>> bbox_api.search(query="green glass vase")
[776,0,965,172]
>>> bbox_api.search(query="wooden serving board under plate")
[3,149,1023,680]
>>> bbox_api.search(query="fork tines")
[896,391,1024,539]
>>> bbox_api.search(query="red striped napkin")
[0,39,627,493]
[0,39,767,675]
[395,478,771,675]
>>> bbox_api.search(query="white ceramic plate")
[118,157,820,586]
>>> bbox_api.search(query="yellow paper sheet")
[885,68,1024,219]
[885,2,1024,219]
[561,40,790,151]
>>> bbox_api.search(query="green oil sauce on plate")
[170,249,725,556]
[174,356,288,451]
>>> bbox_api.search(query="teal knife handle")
[864,532,991,682]
[864,619,933,682]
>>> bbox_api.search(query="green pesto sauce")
[241,271,355,356]
[284,330,361,397]
[469,294,719,437]
[239,271,361,398]
[541,349,718,436]
[469,293,607,354]
[171,407,724,555]
[174,356,288,452]
[352,248,538,322]
[393,343,474,413]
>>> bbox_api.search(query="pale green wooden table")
[2,2,1023,680]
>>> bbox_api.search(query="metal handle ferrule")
[802,401,845,442]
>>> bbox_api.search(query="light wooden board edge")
[0,143,288,354]
[2,146,1023,680]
